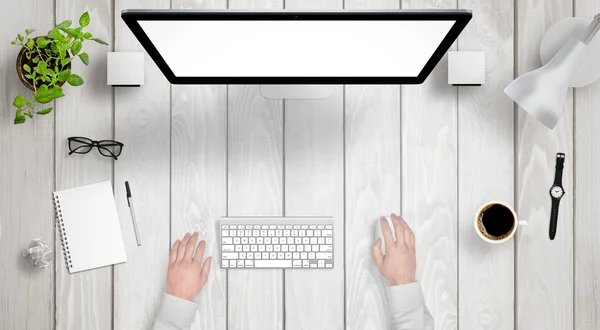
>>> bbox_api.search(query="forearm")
[153,293,198,330]
[387,282,434,330]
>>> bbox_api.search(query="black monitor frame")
[122,9,472,85]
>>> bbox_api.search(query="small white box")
[448,51,485,86]
[107,52,144,86]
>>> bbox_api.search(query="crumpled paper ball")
[21,238,53,269]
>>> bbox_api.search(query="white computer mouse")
[374,216,396,255]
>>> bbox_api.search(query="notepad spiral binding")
[53,194,73,270]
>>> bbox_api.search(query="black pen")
[125,181,141,246]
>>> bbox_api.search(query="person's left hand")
[166,232,212,301]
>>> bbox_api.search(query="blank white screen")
[138,20,455,77]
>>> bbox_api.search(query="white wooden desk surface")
[1,0,599,329]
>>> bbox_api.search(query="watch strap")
[554,153,565,185]
[549,198,560,240]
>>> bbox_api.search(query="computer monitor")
[122,9,472,87]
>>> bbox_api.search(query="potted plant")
[10,12,108,124]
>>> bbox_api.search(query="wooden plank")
[170,1,228,330]
[574,2,600,329]
[113,0,171,329]
[0,1,55,329]
[283,2,344,328]
[457,0,515,329]
[54,2,114,330]
[400,0,459,328]
[515,0,574,329]
[226,2,284,329]
[344,2,401,330]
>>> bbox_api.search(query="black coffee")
[478,204,515,239]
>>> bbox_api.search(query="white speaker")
[448,51,485,86]
[107,52,145,87]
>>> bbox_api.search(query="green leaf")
[61,58,72,66]
[71,41,82,55]
[36,107,53,115]
[79,53,89,65]
[26,38,34,49]
[11,40,17,45]
[59,27,78,38]
[79,12,90,27]
[36,37,49,48]
[24,74,32,79]
[48,28,62,40]
[83,32,92,39]
[91,37,108,45]
[13,95,26,108]
[25,111,33,118]
[32,56,40,64]
[67,74,84,86]
[36,61,47,74]
[23,64,31,73]
[57,20,72,29]
[14,109,26,124]
[25,28,36,35]
[18,34,24,42]
[58,69,71,82]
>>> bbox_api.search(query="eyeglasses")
[68,137,124,160]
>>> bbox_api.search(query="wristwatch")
[549,153,565,240]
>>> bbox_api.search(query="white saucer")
[540,17,600,87]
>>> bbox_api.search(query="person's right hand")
[166,232,212,301]
[371,214,416,286]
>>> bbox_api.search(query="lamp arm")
[582,14,600,45]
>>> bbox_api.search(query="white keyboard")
[219,217,334,269]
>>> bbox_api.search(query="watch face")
[550,186,564,199]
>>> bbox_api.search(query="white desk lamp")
[505,14,600,129]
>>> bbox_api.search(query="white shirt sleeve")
[152,294,197,330]
[387,282,434,330]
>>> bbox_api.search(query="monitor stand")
[260,85,333,100]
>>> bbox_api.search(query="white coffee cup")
[474,201,527,244]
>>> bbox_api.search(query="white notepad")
[53,181,127,273]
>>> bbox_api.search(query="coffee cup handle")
[518,220,528,226]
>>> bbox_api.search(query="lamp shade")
[505,37,586,129]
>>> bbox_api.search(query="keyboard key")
[258,245,265,252]
[262,252,269,259]
[222,260,229,268]
[250,245,257,252]
[301,252,307,259]
[270,252,277,259]
[222,245,234,252]
[278,252,285,259]
[269,225,277,229]
[284,230,290,237]
[285,252,292,259]
[274,245,281,252]
[292,230,298,237]
[325,225,333,229]
[272,237,279,244]
[293,260,302,267]
[222,237,233,244]
[312,245,319,251]
[234,237,241,244]
[253,225,260,229]
[249,237,256,244]
[322,230,333,237]
[297,245,304,252]
[237,260,245,268]
[315,230,321,237]
[303,237,310,244]
[289,245,296,252]
[282,245,289,252]
[245,230,252,237]
[295,238,302,244]
[245,260,254,267]
[320,245,333,252]
[277,225,285,229]
[275,230,282,237]
[326,237,333,244]
[257,237,264,244]
[265,237,272,244]
[310,238,317,244]
[305,245,311,252]
[286,225,293,229]
[309,225,316,229]
[230,260,236,267]
[287,237,294,244]
[318,225,325,229]
[222,225,229,229]
[240,252,246,259]
[302,260,310,267]
[235,245,242,252]
[255,252,262,259]
[293,252,300,259]
[299,230,306,237]
[242,237,248,244]
[307,230,314,236]
[268,230,275,237]
[294,225,301,229]
[242,245,250,252]
[308,253,316,259]
[238,225,245,229]
[230,225,237,229]
[247,252,254,259]
[318,237,325,244]
[316,253,333,260]
[301,225,308,229]
[262,225,269,229]
[255,260,292,268]
[222,252,238,259]
[318,260,325,268]
[253,230,260,236]
[237,230,244,236]
[230,230,236,237]
[261,230,267,236]
[222,230,229,237]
